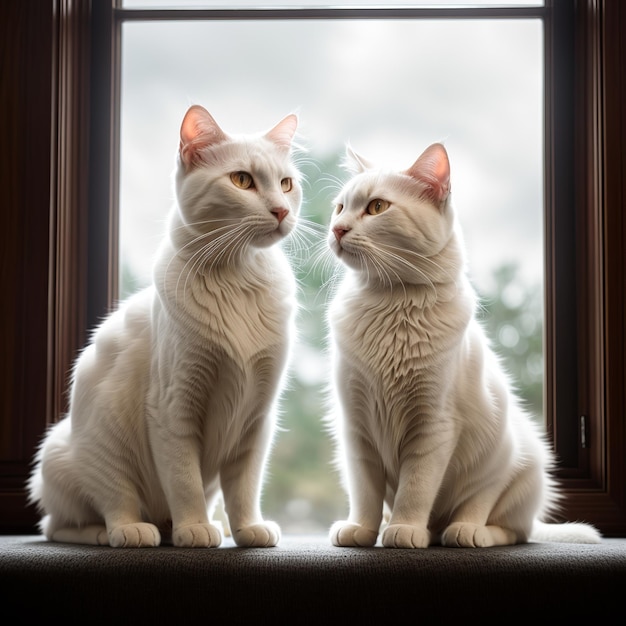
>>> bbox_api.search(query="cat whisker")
[291,153,318,173]
[380,242,458,288]
[317,173,346,195]
[364,246,403,293]
[336,232,400,292]
[292,231,328,271]
[375,244,436,283]
[356,249,374,286]
[203,223,251,276]
[308,239,337,275]
[370,245,435,297]
[177,223,250,302]
[308,247,343,308]
[187,227,252,297]
[282,217,325,265]
[296,216,327,236]
[291,158,319,192]
[165,221,244,299]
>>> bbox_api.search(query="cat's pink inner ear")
[405,143,451,204]
[179,105,227,168]
[265,114,298,149]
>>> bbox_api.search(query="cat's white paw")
[330,521,378,547]
[441,522,488,547]
[50,524,110,545]
[381,524,430,548]
[232,521,281,547]
[173,522,222,548]
[442,522,516,547]
[109,522,161,548]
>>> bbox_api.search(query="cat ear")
[265,114,298,150]
[179,105,228,170]
[343,145,375,174]
[404,143,451,205]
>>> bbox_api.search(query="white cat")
[28,105,302,548]
[327,143,601,548]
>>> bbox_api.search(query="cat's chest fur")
[146,248,295,470]
[157,248,294,365]
[331,276,472,383]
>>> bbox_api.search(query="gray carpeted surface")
[1,534,624,623]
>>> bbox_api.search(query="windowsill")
[2,534,624,621]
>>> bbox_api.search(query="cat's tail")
[530,520,602,544]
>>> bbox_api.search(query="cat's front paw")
[109,523,161,548]
[381,524,430,548]
[173,522,222,548]
[330,521,378,547]
[232,521,280,547]
[441,522,517,548]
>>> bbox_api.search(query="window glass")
[119,17,543,532]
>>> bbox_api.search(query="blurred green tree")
[477,263,544,423]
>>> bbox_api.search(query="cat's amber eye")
[336,204,344,215]
[230,171,255,190]
[366,198,391,216]
[281,178,293,192]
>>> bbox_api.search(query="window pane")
[120,18,543,532]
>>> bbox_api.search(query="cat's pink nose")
[272,207,289,224]
[333,226,350,242]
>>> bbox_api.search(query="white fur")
[327,143,601,548]
[28,106,302,548]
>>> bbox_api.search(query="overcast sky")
[118,8,544,296]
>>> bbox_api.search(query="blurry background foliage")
[120,151,544,535]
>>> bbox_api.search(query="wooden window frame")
[1,0,624,535]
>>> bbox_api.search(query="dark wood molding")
[88,0,119,327]
[599,0,626,533]
[0,0,55,532]
[49,0,93,424]
[544,0,580,472]
[557,0,626,535]
[0,0,94,532]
